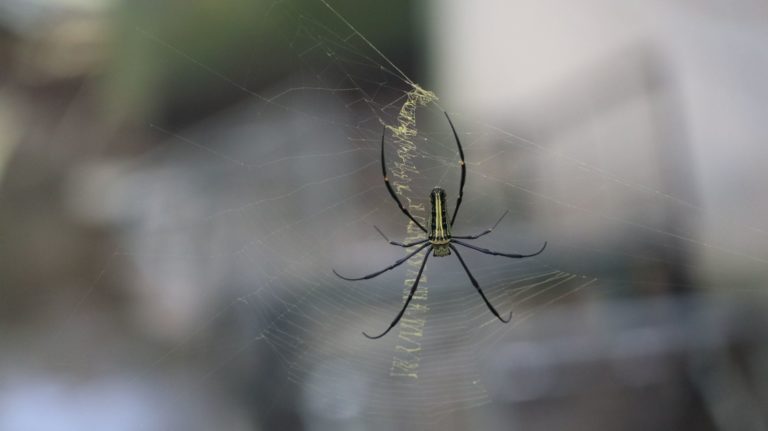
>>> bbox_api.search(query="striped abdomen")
[429,187,451,256]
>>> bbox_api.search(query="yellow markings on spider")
[429,188,452,257]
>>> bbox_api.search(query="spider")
[333,112,547,339]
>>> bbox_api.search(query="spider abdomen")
[432,242,451,256]
[429,187,452,256]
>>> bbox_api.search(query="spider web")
[71,0,768,427]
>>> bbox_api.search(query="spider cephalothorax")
[333,112,547,339]
[429,187,452,256]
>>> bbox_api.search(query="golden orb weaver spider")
[333,112,547,339]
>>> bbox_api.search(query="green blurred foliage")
[103,0,417,126]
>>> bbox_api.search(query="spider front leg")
[444,112,466,228]
[380,127,428,233]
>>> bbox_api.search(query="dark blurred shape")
[511,46,699,295]
[477,294,768,431]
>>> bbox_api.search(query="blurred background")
[1,0,768,430]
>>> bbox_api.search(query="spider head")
[430,187,446,202]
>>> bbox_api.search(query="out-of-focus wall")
[432,0,768,290]
[428,1,768,429]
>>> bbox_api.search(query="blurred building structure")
[433,0,768,290]
[0,0,767,430]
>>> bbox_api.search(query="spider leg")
[363,247,431,339]
[380,127,428,233]
[453,239,547,259]
[450,245,511,323]
[444,112,466,228]
[373,225,428,248]
[452,210,509,240]
[332,242,430,281]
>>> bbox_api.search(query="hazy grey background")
[1,0,767,430]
